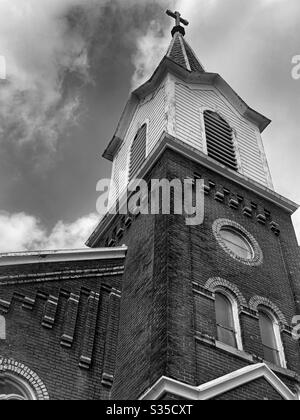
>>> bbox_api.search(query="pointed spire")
[165,9,205,73]
[166,32,205,73]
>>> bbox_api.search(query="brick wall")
[0,258,124,400]
[95,147,300,400]
[211,378,284,400]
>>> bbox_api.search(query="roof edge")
[139,363,298,400]
[102,95,139,162]
[87,133,299,248]
[103,58,272,162]
[0,246,128,267]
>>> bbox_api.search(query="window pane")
[215,293,237,348]
[215,293,234,328]
[259,312,280,365]
[262,345,281,366]
[217,326,237,348]
[219,228,253,260]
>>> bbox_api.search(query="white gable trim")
[0,246,127,266]
[140,364,297,401]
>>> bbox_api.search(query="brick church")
[1,11,300,401]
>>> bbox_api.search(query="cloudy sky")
[0,0,299,252]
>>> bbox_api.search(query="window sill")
[195,333,300,381]
[215,341,253,363]
[264,362,300,382]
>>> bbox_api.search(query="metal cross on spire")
[166,9,189,37]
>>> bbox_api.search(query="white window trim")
[214,289,243,352]
[260,309,287,370]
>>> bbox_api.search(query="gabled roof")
[140,363,298,400]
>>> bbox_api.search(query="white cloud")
[0,0,177,158]
[131,0,185,89]
[131,19,171,89]
[0,0,95,153]
[0,211,99,253]
[43,213,99,250]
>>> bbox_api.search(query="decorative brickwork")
[42,295,59,330]
[0,358,49,400]
[60,293,80,348]
[79,291,100,370]
[212,219,264,266]
[204,278,247,308]
[249,296,288,326]
[0,254,126,400]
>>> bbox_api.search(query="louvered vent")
[129,124,147,181]
[204,111,238,171]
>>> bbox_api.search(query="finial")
[166,9,189,37]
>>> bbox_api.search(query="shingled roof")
[166,31,205,73]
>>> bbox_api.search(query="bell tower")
[87,11,300,400]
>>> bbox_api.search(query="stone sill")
[195,334,300,382]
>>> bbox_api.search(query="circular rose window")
[213,219,263,266]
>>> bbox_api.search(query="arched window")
[129,124,147,181]
[0,375,36,400]
[258,310,286,368]
[0,315,5,340]
[204,111,238,171]
[215,292,242,350]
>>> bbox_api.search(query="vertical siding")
[175,83,204,152]
[111,82,166,202]
[175,82,270,188]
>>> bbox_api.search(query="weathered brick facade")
[94,148,300,400]
[0,250,127,400]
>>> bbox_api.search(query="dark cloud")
[0,0,299,250]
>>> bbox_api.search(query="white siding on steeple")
[111,82,166,202]
[109,75,273,206]
[173,82,272,188]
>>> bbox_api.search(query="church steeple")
[166,9,205,73]
[86,6,300,251]
[86,12,300,401]
[166,31,205,73]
